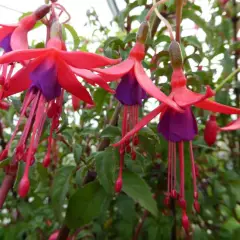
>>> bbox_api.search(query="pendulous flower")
[0,19,120,198]
[94,22,181,192]
[113,40,240,232]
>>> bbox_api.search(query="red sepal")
[56,57,94,105]
[93,58,135,82]
[220,117,240,131]
[173,86,215,108]
[134,61,181,112]
[59,50,121,69]
[195,100,240,115]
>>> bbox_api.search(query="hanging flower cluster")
[0,0,120,197]
[0,0,239,236]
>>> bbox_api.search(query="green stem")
[176,0,183,43]
[215,68,240,92]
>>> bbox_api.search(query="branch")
[176,0,184,43]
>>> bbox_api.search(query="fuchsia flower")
[0,19,120,197]
[0,5,51,98]
[113,41,240,232]
[204,114,240,146]
[94,22,181,192]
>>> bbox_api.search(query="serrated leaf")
[51,166,75,221]
[122,171,158,217]
[95,148,117,194]
[65,181,109,228]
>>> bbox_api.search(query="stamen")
[0,91,35,161]
[16,92,40,161]
[18,93,45,197]
[178,141,186,210]
[115,106,128,193]
[189,141,200,213]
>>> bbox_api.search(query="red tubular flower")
[113,41,240,232]
[0,19,120,198]
[93,22,181,193]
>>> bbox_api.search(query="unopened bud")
[204,115,218,146]
[136,21,149,44]
[34,5,51,20]
[18,176,30,198]
[115,177,122,193]
[131,151,136,160]
[194,200,200,213]
[182,212,190,232]
[169,41,183,69]
[43,154,51,168]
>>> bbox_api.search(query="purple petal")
[158,107,198,142]
[115,70,147,105]
[30,59,61,101]
[0,34,12,53]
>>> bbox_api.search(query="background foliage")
[0,0,240,239]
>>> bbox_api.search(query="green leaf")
[73,144,83,164]
[122,171,158,217]
[64,24,80,50]
[51,166,75,221]
[65,181,109,228]
[95,148,117,194]
[100,126,121,138]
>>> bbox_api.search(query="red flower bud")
[204,115,219,146]
[182,212,190,232]
[18,176,30,198]
[194,200,200,213]
[131,151,136,160]
[115,177,122,193]
[34,5,51,20]
[43,154,51,168]
[171,190,178,199]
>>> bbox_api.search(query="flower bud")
[18,176,30,198]
[181,212,190,232]
[34,5,51,20]
[204,115,218,146]
[115,177,122,193]
[136,21,149,44]
[194,200,200,213]
[169,41,183,69]
[43,154,51,168]
[131,150,136,160]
